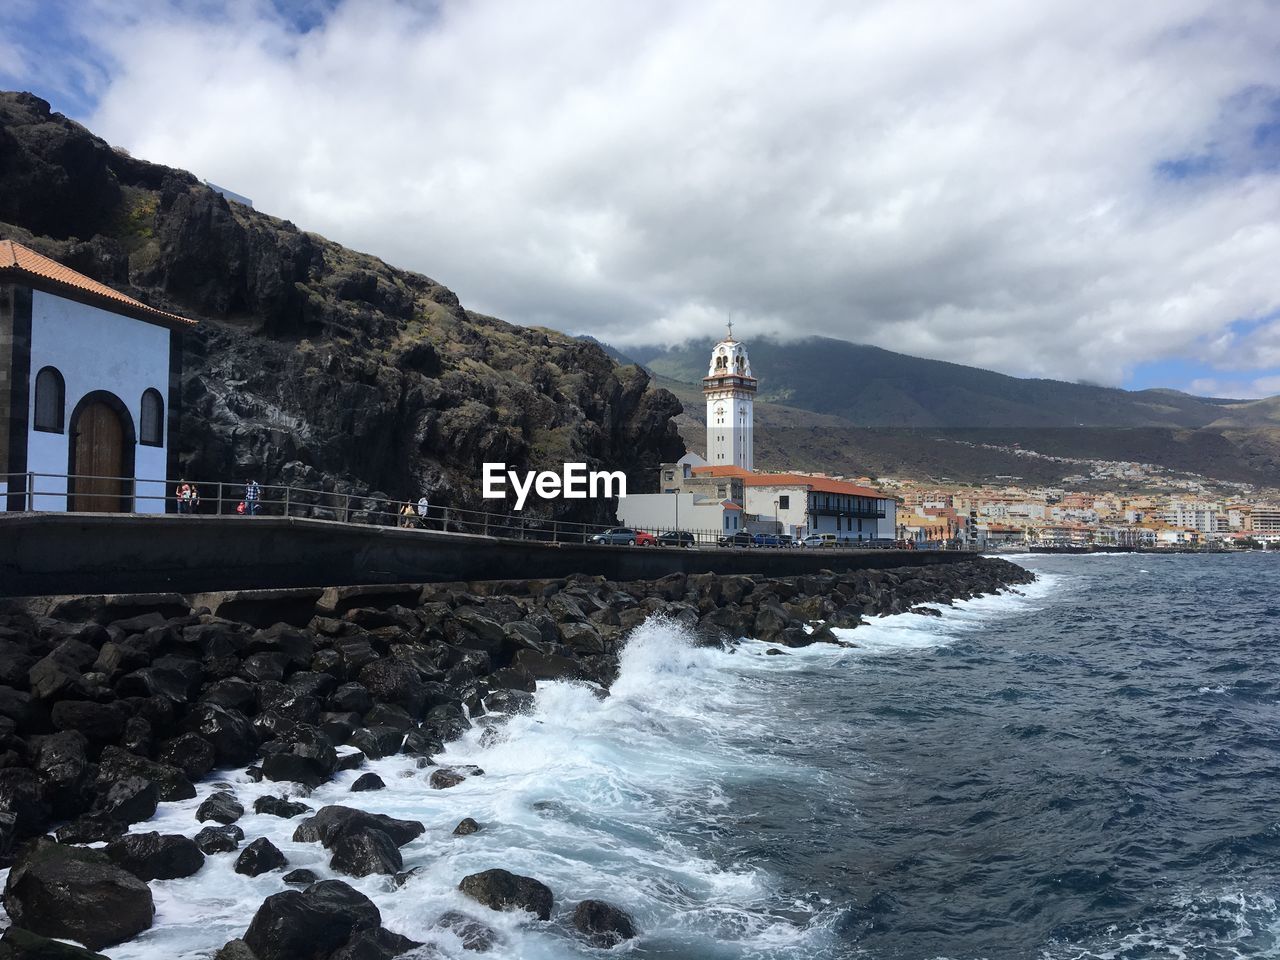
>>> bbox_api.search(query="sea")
[98,552,1280,959]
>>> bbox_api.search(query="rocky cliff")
[0,91,684,520]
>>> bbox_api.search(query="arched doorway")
[69,392,136,512]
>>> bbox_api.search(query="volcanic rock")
[458,868,553,920]
[234,837,287,876]
[106,832,204,881]
[197,790,244,825]
[573,899,637,946]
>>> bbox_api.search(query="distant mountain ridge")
[617,336,1273,430]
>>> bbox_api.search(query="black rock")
[49,701,125,744]
[452,817,481,836]
[329,683,373,715]
[329,827,402,877]
[94,776,158,826]
[254,795,311,818]
[159,733,217,781]
[196,790,244,825]
[282,867,319,885]
[421,703,469,743]
[106,832,204,880]
[96,746,196,801]
[350,773,384,792]
[32,732,90,819]
[2,838,154,950]
[458,868,553,920]
[234,837,287,876]
[327,927,421,960]
[242,879,381,960]
[335,751,366,772]
[356,662,426,715]
[433,910,498,952]
[182,703,259,766]
[52,813,125,845]
[0,769,49,838]
[194,824,243,854]
[429,769,465,790]
[346,726,403,760]
[573,899,638,946]
[292,805,424,848]
[0,925,112,959]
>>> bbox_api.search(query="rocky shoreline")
[0,558,1034,958]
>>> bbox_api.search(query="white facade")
[25,292,172,512]
[703,331,755,471]
[616,492,740,539]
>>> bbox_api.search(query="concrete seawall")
[0,513,979,598]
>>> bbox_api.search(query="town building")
[0,240,195,513]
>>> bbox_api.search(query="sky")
[2,0,1280,398]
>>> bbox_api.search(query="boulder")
[197,790,244,825]
[2,839,154,950]
[52,814,125,845]
[346,726,403,760]
[292,805,424,848]
[106,832,204,880]
[96,746,196,801]
[573,899,637,946]
[350,773,384,792]
[159,733,217,780]
[329,683,373,714]
[356,662,426,715]
[329,827,402,877]
[458,868,553,920]
[32,733,90,819]
[327,928,421,960]
[182,703,259,766]
[452,817,481,836]
[253,795,311,819]
[49,701,125,744]
[94,776,158,826]
[242,879,381,960]
[0,769,50,838]
[433,910,497,952]
[429,769,465,790]
[283,868,319,885]
[194,824,243,854]
[0,926,111,960]
[234,837,287,876]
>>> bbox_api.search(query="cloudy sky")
[3,0,1280,396]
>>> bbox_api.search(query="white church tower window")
[702,322,756,471]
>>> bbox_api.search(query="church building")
[1,240,195,513]
[703,323,755,470]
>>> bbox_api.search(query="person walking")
[244,479,261,516]
[417,495,429,529]
[399,501,416,528]
[176,479,193,514]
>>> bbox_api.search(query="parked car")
[800,533,838,548]
[657,530,696,547]
[590,527,656,546]
[718,530,754,547]
[751,532,789,548]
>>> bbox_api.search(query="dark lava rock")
[283,867,319,885]
[2,838,154,950]
[52,813,125,845]
[429,769,466,790]
[159,733,217,781]
[194,824,243,854]
[350,773,384,792]
[182,703,259,766]
[434,910,498,951]
[327,928,422,960]
[329,827,402,877]
[0,926,111,959]
[254,795,311,819]
[234,837,287,876]
[96,746,196,801]
[573,899,638,946]
[458,868,553,920]
[242,879,381,960]
[197,790,244,825]
[329,683,373,715]
[0,769,50,838]
[357,662,426,715]
[49,700,125,744]
[94,776,159,826]
[33,732,91,819]
[347,726,403,760]
[335,750,366,772]
[452,817,481,836]
[292,805,424,848]
[106,832,204,881]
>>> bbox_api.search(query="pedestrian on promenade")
[399,501,416,528]
[417,495,429,528]
[244,478,261,516]
[176,479,193,514]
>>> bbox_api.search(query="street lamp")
[774,499,779,535]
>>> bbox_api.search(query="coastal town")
[617,327,1280,551]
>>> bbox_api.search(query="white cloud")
[56,0,1280,386]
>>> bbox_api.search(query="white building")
[1,240,196,513]
[615,492,743,541]
[703,324,755,471]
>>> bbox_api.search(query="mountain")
[627,337,1263,429]
[0,91,684,519]
[626,339,1280,486]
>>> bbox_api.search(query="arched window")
[140,388,164,446]
[33,367,65,433]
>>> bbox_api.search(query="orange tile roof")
[0,239,196,329]
[691,465,752,478]
[744,473,886,498]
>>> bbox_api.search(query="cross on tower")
[726,319,734,339]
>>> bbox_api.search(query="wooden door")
[72,401,128,512]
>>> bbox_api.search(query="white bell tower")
[703,322,756,471]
